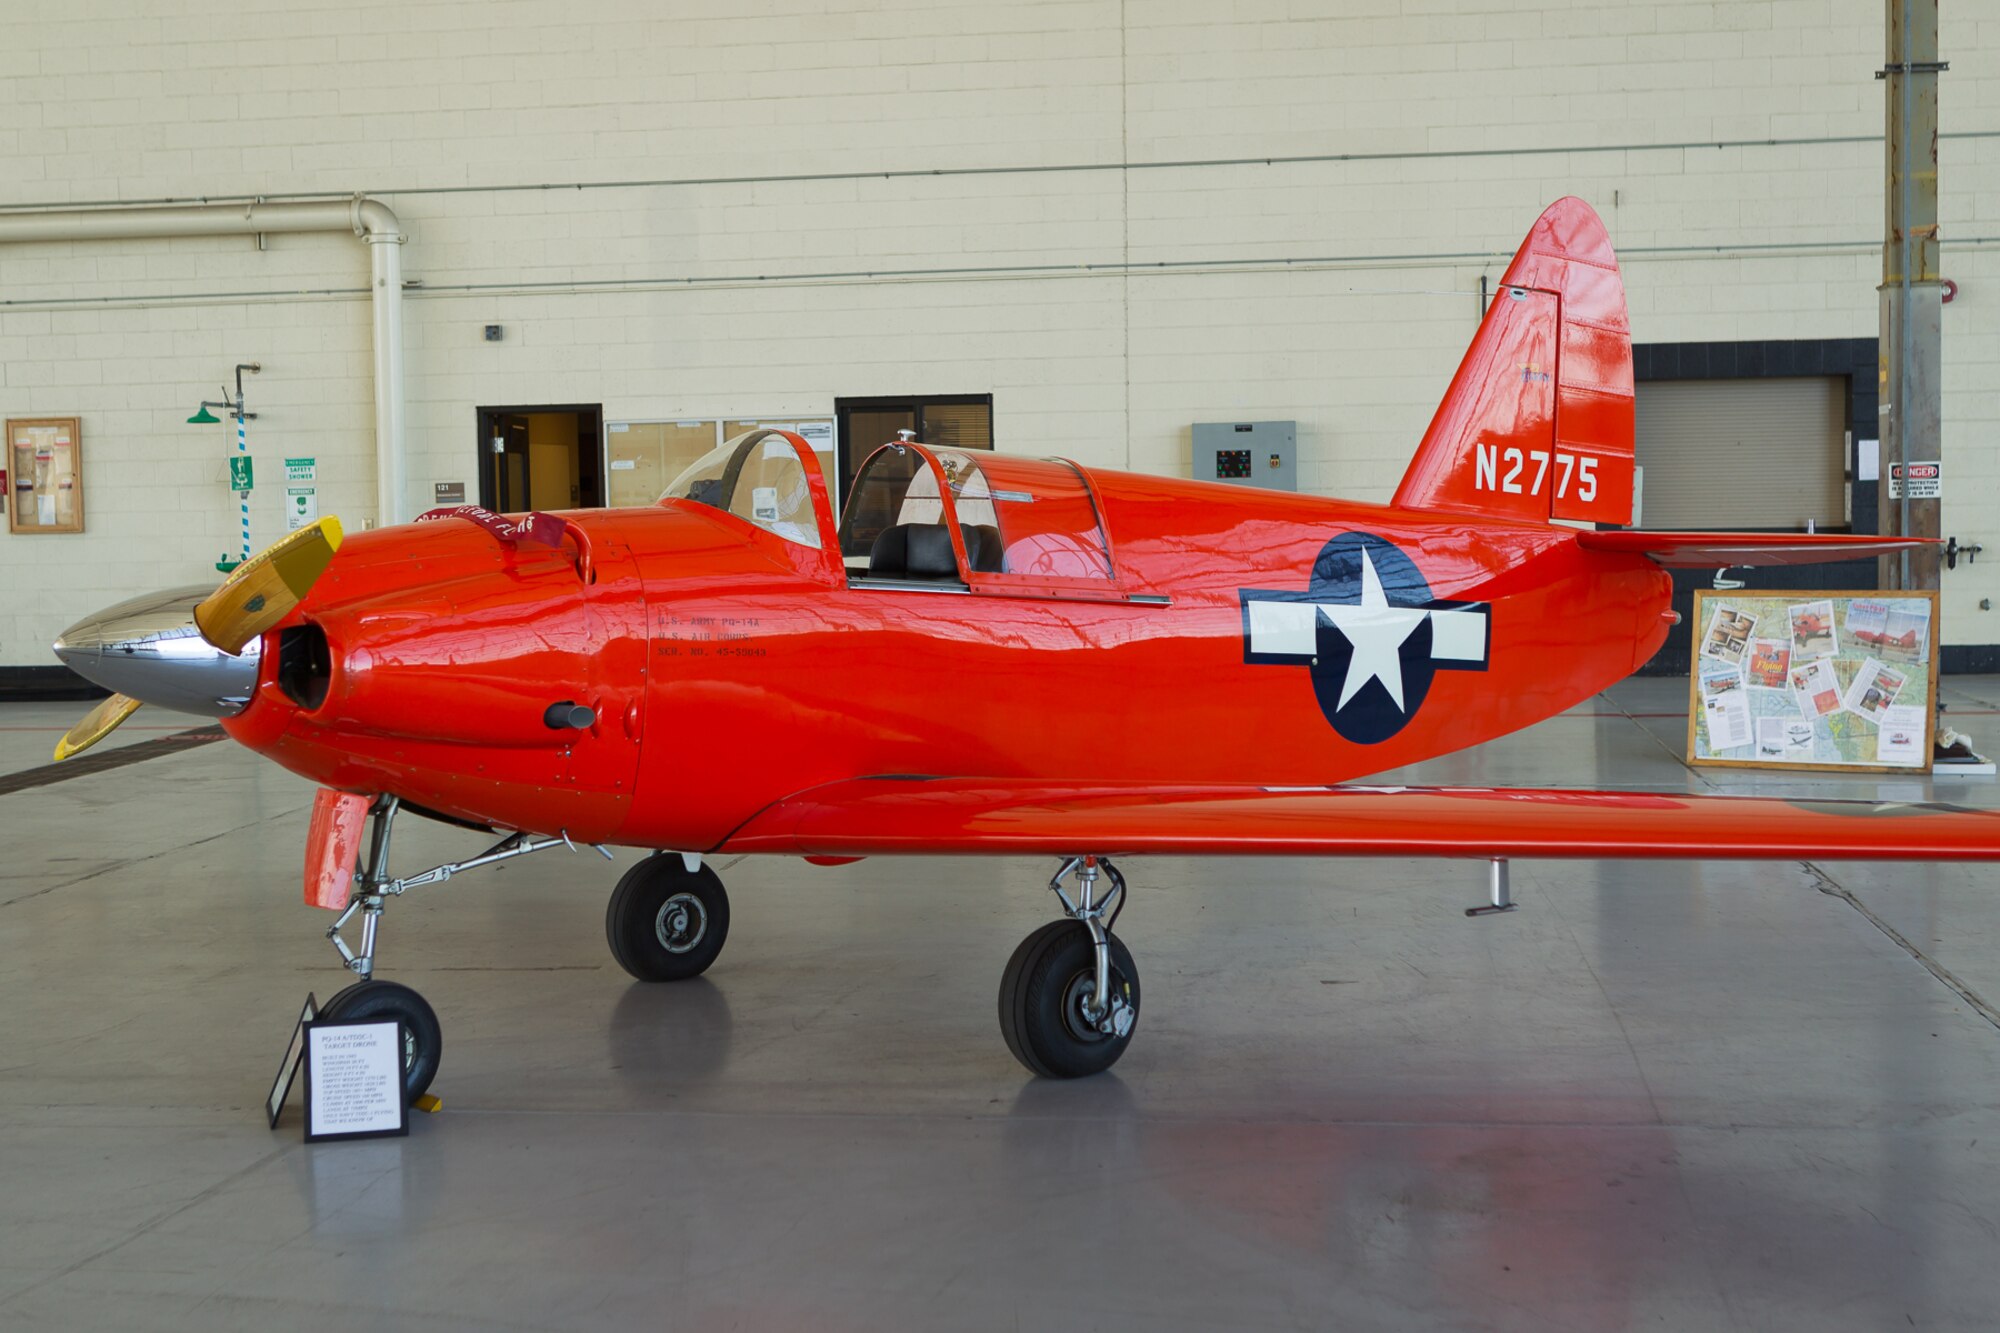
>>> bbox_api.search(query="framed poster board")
[7,417,83,533]
[1687,589,1940,772]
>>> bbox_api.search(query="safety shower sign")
[285,457,317,531]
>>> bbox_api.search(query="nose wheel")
[317,979,443,1104]
[998,856,1141,1078]
[606,854,732,982]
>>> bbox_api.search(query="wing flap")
[723,778,2000,862]
[1577,530,1927,567]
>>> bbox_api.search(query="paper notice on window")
[751,486,779,522]
[1844,657,1908,723]
[1700,663,1753,751]
[1876,705,1926,765]
[795,420,834,454]
[1700,603,1757,666]
[1790,658,1842,717]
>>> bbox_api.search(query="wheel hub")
[1061,971,1134,1042]
[655,892,708,954]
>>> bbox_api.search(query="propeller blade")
[53,692,144,762]
[193,516,344,656]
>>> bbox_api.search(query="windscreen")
[663,431,822,549]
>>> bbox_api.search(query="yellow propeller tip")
[53,693,144,762]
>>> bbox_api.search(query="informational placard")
[303,1019,409,1141]
[229,455,254,493]
[1687,589,1939,772]
[434,481,466,505]
[267,993,317,1128]
[285,486,319,530]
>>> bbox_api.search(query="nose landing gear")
[319,796,614,1104]
[999,856,1140,1078]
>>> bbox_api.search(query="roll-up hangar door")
[1633,377,1845,530]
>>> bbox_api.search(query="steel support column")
[1877,0,1945,591]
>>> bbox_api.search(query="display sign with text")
[303,1019,409,1141]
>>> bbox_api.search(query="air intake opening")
[277,623,331,710]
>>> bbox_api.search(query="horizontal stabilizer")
[723,778,2000,862]
[1577,530,1928,567]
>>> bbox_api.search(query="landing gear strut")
[999,856,1140,1078]
[319,796,612,1103]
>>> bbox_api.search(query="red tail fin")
[1392,198,1635,526]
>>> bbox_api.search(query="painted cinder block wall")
[0,0,1994,668]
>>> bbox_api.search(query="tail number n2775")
[1474,444,1598,501]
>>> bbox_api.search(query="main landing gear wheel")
[999,921,1141,1079]
[606,856,731,982]
[318,979,443,1104]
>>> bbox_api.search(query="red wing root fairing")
[47,198,1947,1088]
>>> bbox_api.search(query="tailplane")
[1393,198,1635,526]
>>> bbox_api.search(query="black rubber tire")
[606,856,731,982]
[317,979,442,1104]
[998,920,1140,1079]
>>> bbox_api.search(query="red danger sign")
[1889,461,1942,499]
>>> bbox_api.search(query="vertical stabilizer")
[1392,198,1635,526]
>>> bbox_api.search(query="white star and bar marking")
[1245,546,1488,715]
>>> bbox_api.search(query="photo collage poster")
[1689,591,1935,771]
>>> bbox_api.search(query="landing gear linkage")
[326,796,614,980]
[1047,854,1134,1038]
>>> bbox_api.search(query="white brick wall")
[2,0,1997,664]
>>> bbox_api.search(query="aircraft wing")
[1576,530,1926,567]
[721,777,2000,862]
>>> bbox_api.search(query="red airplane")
[49,198,2000,1100]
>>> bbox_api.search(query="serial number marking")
[1474,443,1598,501]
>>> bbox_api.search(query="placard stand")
[266,993,317,1129]
[302,1018,410,1142]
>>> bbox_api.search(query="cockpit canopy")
[662,430,825,549]
[660,431,1120,595]
[839,444,1116,589]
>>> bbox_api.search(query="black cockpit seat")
[867,523,1007,579]
[868,524,958,579]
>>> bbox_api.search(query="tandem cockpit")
[660,429,1140,600]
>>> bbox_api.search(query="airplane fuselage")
[222,466,1674,852]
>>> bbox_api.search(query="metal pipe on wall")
[0,197,409,526]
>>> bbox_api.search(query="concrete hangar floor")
[2,678,1999,1332]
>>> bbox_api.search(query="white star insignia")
[1319,548,1429,710]
[1243,546,1489,717]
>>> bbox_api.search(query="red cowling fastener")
[416,504,593,582]
[304,788,374,911]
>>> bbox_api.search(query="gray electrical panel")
[1192,420,1297,491]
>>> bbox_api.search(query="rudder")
[1392,198,1635,526]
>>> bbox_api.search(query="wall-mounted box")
[1192,420,1295,491]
